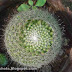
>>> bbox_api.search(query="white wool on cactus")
[4,9,63,69]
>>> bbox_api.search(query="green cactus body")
[4,9,63,68]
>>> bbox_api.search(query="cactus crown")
[18,19,53,56]
[4,9,63,68]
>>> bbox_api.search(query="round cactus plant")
[4,9,63,68]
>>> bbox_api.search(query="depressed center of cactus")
[19,19,53,55]
[4,9,63,68]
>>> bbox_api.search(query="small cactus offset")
[4,9,63,68]
[0,54,8,66]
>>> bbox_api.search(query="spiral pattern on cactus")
[4,9,63,68]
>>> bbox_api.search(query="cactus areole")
[4,9,63,68]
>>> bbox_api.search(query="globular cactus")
[4,9,63,69]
